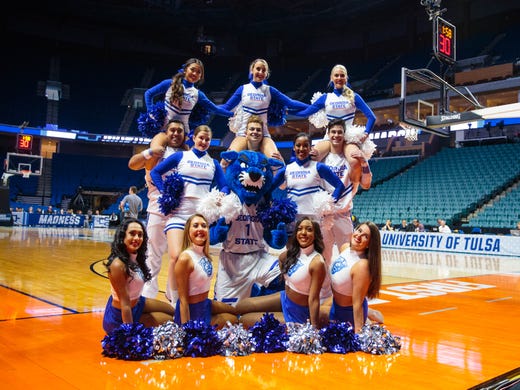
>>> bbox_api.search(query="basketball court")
[1,226,519,389]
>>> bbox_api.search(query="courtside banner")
[381,231,520,257]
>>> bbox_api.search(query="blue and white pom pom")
[257,198,298,231]
[267,101,287,127]
[158,172,184,215]
[308,92,329,129]
[319,321,360,354]
[249,313,288,353]
[182,320,222,358]
[137,102,167,138]
[101,322,154,360]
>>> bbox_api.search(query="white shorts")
[214,249,281,306]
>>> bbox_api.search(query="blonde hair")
[249,58,270,79]
[182,214,210,258]
[192,124,212,139]
[330,64,354,103]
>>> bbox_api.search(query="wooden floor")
[1,226,519,389]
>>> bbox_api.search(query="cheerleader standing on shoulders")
[220,58,308,164]
[144,58,233,135]
[294,64,377,172]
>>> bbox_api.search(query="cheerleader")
[174,214,237,328]
[271,133,345,224]
[294,64,377,171]
[102,218,174,334]
[236,217,326,328]
[144,58,233,135]
[221,58,308,162]
[321,221,383,333]
[150,125,228,306]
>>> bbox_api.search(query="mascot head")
[221,150,284,205]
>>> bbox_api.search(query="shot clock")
[17,134,33,152]
[434,17,456,64]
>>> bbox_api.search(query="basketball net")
[400,122,419,142]
[20,170,31,179]
[405,128,418,142]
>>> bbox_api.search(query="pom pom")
[310,92,323,105]
[357,323,401,355]
[137,102,167,138]
[182,320,222,358]
[152,321,185,360]
[101,322,154,360]
[257,198,297,231]
[228,104,244,134]
[319,321,360,354]
[196,188,226,224]
[312,190,335,218]
[189,103,211,130]
[220,193,242,224]
[286,321,324,355]
[345,125,377,160]
[218,321,254,357]
[267,101,287,127]
[249,313,288,353]
[308,92,328,129]
[158,172,184,215]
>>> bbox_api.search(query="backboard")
[5,153,43,176]
[398,67,484,137]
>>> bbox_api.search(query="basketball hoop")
[20,170,31,179]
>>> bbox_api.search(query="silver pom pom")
[286,321,324,355]
[218,322,254,357]
[152,321,185,360]
[357,323,401,355]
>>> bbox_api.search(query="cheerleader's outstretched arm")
[144,79,171,109]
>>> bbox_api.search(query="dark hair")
[281,217,324,274]
[294,132,311,145]
[104,218,151,282]
[359,221,382,299]
[169,58,205,107]
[327,118,346,132]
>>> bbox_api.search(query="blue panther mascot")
[199,150,296,306]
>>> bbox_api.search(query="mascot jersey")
[322,152,356,213]
[222,81,308,137]
[330,247,364,296]
[294,89,376,131]
[145,145,180,215]
[222,203,266,253]
[144,79,232,132]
